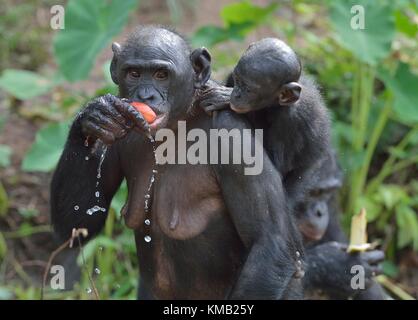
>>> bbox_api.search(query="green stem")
[356,97,391,194]
[347,64,376,215]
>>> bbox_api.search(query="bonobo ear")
[110,42,122,85]
[190,47,212,89]
[278,82,302,106]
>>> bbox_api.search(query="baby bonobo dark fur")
[197,38,331,206]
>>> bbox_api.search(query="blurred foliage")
[0,0,417,299]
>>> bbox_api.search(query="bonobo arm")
[51,94,149,241]
[195,80,232,115]
[212,110,303,299]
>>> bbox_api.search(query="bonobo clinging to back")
[197,38,330,206]
[50,26,304,299]
[296,151,386,299]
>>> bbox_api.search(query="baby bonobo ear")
[190,47,212,89]
[110,42,122,85]
[278,82,302,106]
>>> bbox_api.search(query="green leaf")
[0,70,57,100]
[0,145,11,168]
[77,235,120,265]
[191,24,249,47]
[394,9,418,37]
[0,182,8,217]
[110,180,127,217]
[191,2,278,47]
[396,204,418,250]
[376,184,409,210]
[379,63,418,124]
[220,1,278,27]
[54,0,137,82]
[330,0,395,65]
[22,121,70,172]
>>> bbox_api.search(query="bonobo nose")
[136,88,158,105]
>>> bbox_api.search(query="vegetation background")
[0,0,417,299]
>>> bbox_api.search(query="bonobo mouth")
[230,103,252,114]
[149,113,168,130]
[299,223,324,242]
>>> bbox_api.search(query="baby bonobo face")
[230,38,302,113]
[296,198,330,243]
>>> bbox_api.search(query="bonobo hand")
[306,241,384,299]
[76,94,150,145]
[195,80,233,115]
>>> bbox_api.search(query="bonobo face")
[230,38,302,113]
[296,196,330,242]
[230,66,279,113]
[110,26,211,131]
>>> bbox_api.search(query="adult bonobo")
[51,26,303,299]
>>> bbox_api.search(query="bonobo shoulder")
[210,110,252,131]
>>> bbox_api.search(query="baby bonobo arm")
[196,80,232,115]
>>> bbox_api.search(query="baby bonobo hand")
[196,80,233,115]
[77,93,150,145]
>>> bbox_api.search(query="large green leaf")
[0,70,57,100]
[330,0,395,65]
[22,121,70,172]
[54,0,137,82]
[379,63,418,124]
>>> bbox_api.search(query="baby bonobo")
[197,38,330,205]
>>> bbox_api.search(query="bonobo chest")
[118,130,225,240]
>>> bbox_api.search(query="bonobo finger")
[83,121,116,145]
[94,116,127,139]
[205,103,229,113]
[101,102,131,128]
[361,250,385,265]
[329,241,348,251]
[113,99,150,132]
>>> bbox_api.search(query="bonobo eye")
[128,69,141,78]
[154,69,168,81]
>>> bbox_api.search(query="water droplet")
[296,251,300,258]
[74,205,79,211]
[85,156,89,161]
[144,194,150,199]
[152,169,158,174]
[95,191,100,198]
[86,288,92,294]
[144,219,151,226]
[94,268,101,275]
[144,235,152,243]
